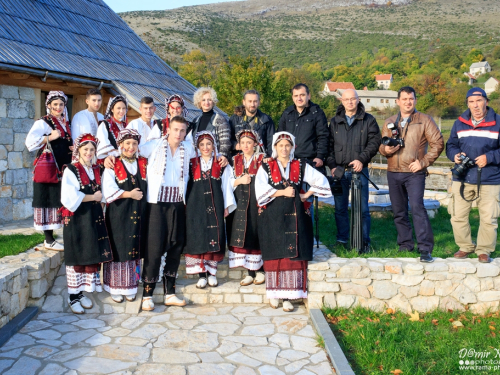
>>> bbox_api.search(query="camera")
[451,154,475,178]
[382,136,405,148]
[387,123,399,137]
[327,176,343,196]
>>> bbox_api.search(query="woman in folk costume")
[255,131,332,312]
[148,94,189,140]
[60,134,112,314]
[102,129,147,303]
[184,131,236,288]
[25,91,73,250]
[225,129,266,286]
[96,95,128,160]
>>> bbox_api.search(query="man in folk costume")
[184,131,236,288]
[148,94,190,140]
[96,95,128,160]
[26,91,73,250]
[255,132,332,312]
[60,134,112,314]
[127,96,156,145]
[225,129,266,286]
[107,116,196,311]
[71,88,104,139]
[102,129,147,303]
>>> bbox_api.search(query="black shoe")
[359,243,372,255]
[335,241,349,250]
[419,252,434,263]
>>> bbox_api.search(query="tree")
[493,46,500,60]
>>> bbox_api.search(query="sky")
[104,0,242,13]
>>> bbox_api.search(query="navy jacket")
[446,107,500,184]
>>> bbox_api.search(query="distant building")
[323,82,355,95]
[375,74,393,89]
[333,88,398,111]
[485,77,500,95]
[470,61,491,76]
[463,73,477,85]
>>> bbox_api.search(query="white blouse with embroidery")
[102,158,138,204]
[61,165,95,212]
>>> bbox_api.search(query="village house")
[469,61,491,76]
[375,74,393,89]
[0,0,219,224]
[463,72,477,86]
[331,88,398,111]
[484,77,500,95]
[322,81,355,96]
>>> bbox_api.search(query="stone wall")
[306,257,500,314]
[369,163,452,191]
[0,248,63,328]
[0,85,37,223]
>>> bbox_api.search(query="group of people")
[25,81,500,314]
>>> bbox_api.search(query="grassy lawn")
[0,233,44,258]
[323,306,500,375]
[318,206,496,259]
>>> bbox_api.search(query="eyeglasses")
[342,98,358,102]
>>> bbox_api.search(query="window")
[367,99,370,103]
[386,99,389,103]
[380,99,383,103]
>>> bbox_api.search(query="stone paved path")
[0,303,333,375]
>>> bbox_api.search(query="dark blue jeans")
[334,168,371,244]
[387,171,434,253]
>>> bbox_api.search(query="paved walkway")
[0,303,333,375]
[0,217,63,237]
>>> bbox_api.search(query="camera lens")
[382,137,399,147]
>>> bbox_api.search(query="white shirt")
[71,109,104,139]
[96,119,124,159]
[255,160,332,206]
[102,158,138,204]
[161,144,182,187]
[127,118,154,145]
[61,165,95,212]
[26,118,69,152]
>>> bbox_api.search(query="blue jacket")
[446,107,500,184]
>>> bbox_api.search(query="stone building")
[0,0,221,224]
[331,88,398,111]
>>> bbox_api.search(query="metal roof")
[0,0,215,120]
[470,62,490,69]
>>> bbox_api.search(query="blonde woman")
[190,87,231,164]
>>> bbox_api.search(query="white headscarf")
[271,131,295,159]
[195,130,218,157]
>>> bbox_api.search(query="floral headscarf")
[45,91,69,120]
[105,95,128,121]
[236,129,264,153]
[117,128,141,145]
[165,94,188,118]
[72,133,99,163]
[195,130,218,157]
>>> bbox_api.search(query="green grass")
[323,306,500,375]
[318,206,495,259]
[0,233,44,258]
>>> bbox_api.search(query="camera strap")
[395,112,412,141]
[460,168,481,202]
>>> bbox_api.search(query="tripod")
[349,170,379,252]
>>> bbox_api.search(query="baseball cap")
[466,87,488,100]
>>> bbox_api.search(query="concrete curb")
[0,306,38,347]
[310,308,356,375]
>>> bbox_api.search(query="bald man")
[326,88,381,254]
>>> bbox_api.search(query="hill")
[120,0,500,69]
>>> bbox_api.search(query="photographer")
[326,89,381,253]
[379,86,444,263]
[446,88,500,263]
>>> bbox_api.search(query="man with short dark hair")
[326,89,381,253]
[379,86,444,263]
[127,96,156,144]
[71,88,103,138]
[446,88,500,263]
[277,83,329,169]
[229,90,275,156]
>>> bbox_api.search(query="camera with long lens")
[451,154,475,178]
[382,136,405,148]
[327,176,343,196]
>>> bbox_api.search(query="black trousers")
[387,171,434,253]
[142,202,185,288]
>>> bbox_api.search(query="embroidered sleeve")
[255,165,277,206]
[303,164,332,198]
[101,168,124,204]
[26,120,52,152]
[222,167,237,213]
[96,122,115,159]
[61,168,86,212]
[226,164,237,191]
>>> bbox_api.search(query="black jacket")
[326,102,381,173]
[277,101,329,161]
[229,109,275,156]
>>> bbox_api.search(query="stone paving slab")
[0,303,334,375]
